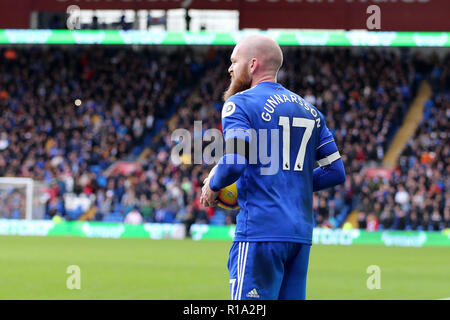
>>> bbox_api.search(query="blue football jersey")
[222,82,336,244]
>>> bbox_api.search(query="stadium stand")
[0,46,448,231]
[353,52,449,231]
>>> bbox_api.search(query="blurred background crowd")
[0,46,448,232]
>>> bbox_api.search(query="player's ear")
[249,58,257,74]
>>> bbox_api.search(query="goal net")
[0,177,46,220]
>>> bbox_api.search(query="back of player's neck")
[252,77,277,87]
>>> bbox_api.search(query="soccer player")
[200,35,346,300]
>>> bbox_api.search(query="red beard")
[223,72,252,101]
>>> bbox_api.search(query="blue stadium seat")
[209,210,226,225]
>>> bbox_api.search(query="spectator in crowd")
[379,204,394,230]
[366,213,379,232]
[124,207,143,225]
[358,211,367,230]
[407,210,420,230]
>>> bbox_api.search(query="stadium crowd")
[355,53,449,231]
[0,46,448,231]
[0,46,198,220]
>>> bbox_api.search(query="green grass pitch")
[0,235,448,300]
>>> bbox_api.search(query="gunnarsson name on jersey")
[261,93,321,128]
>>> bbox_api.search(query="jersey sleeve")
[315,111,341,167]
[221,96,251,142]
[208,96,251,192]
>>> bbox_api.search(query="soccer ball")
[217,182,240,210]
[208,165,240,210]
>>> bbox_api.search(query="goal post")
[0,177,34,220]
